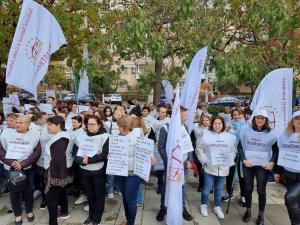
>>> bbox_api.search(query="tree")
[43,65,67,87]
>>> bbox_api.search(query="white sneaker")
[83,204,89,212]
[107,193,114,199]
[200,204,208,217]
[75,194,87,205]
[214,207,224,219]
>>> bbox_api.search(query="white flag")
[78,47,89,98]
[165,85,184,225]
[162,80,174,104]
[180,47,208,133]
[5,0,66,96]
[250,68,293,137]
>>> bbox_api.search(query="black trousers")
[226,159,246,197]
[47,186,68,225]
[243,165,270,212]
[81,174,106,223]
[156,170,164,189]
[285,172,300,225]
[195,161,204,189]
[34,165,46,200]
[9,169,34,217]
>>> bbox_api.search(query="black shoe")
[156,209,166,222]
[222,195,233,202]
[242,211,251,223]
[182,208,192,221]
[257,215,264,225]
[156,187,162,195]
[83,217,92,225]
[15,220,22,225]
[40,198,47,210]
[27,214,35,223]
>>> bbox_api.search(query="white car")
[104,94,122,104]
[63,94,76,101]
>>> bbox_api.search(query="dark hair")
[103,106,113,117]
[47,116,65,130]
[180,106,188,112]
[72,115,82,123]
[157,104,166,112]
[142,106,150,113]
[88,115,103,126]
[34,112,47,121]
[251,116,271,132]
[209,116,226,133]
[83,114,93,129]
[48,96,55,101]
[94,109,107,121]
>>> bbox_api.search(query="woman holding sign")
[0,115,41,225]
[73,116,109,225]
[196,116,236,219]
[115,116,155,225]
[275,111,300,225]
[238,110,278,225]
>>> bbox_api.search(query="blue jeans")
[106,175,114,195]
[201,171,226,207]
[136,184,143,205]
[115,175,141,225]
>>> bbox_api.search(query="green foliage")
[136,70,156,97]
[44,65,67,86]
[208,105,225,116]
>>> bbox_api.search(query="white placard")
[5,143,33,160]
[245,151,269,166]
[134,137,154,181]
[278,148,300,171]
[106,135,129,176]
[77,105,90,113]
[38,103,53,113]
[24,104,34,111]
[77,140,99,157]
[9,94,20,108]
[181,129,194,154]
[46,90,56,98]
[2,98,12,116]
[153,143,164,170]
[210,148,231,166]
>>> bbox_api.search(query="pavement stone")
[0,175,290,225]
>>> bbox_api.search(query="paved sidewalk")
[0,176,290,225]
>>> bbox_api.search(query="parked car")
[79,94,95,104]
[160,96,166,105]
[104,94,122,104]
[208,96,248,107]
[17,91,33,99]
[63,94,77,101]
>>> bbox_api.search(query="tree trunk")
[153,61,163,105]
[0,64,7,99]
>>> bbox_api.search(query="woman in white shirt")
[238,110,278,225]
[196,116,236,219]
[275,111,300,225]
[0,116,41,225]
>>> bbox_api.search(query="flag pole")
[71,67,80,115]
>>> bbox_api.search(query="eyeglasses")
[87,123,98,126]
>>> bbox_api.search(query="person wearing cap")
[274,111,300,225]
[238,109,278,225]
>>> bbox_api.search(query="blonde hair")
[117,116,132,131]
[285,119,295,137]
[17,115,32,124]
[129,116,148,135]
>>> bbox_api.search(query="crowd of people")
[0,96,299,225]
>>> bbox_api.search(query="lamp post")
[58,84,62,100]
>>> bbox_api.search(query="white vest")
[240,125,276,162]
[277,133,300,173]
[202,130,236,167]
[44,131,73,169]
[37,125,53,167]
[76,132,109,171]
[1,128,40,170]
